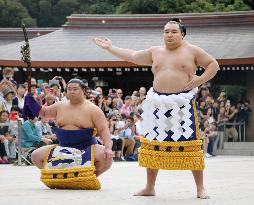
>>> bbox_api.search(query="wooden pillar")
[246,71,254,141]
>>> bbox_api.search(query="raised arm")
[40,102,59,119]
[93,37,153,66]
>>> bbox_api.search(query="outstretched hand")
[183,75,202,91]
[93,37,112,49]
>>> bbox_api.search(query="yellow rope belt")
[138,137,205,170]
[40,144,101,190]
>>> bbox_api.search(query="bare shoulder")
[45,100,64,111]
[85,100,102,113]
[150,46,164,52]
[186,42,217,68]
[187,43,207,54]
[54,100,68,108]
[150,46,167,57]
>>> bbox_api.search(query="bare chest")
[56,105,94,129]
[152,48,196,74]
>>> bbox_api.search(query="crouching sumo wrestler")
[23,79,113,190]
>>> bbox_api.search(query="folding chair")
[15,120,35,166]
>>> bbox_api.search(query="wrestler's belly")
[153,70,189,93]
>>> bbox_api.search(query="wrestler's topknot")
[67,78,86,89]
[171,18,181,23]
[168,17,186,37]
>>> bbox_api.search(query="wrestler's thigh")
[94,144,106,162]
[32,145,54,161]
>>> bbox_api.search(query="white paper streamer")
[140,87,198,142]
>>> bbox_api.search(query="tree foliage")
[0,0,252,27]
[0,0,36,27]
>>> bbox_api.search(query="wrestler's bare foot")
[197,188,210,199]
[133,187,155,196]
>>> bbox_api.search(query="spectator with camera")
[225,104,238,142]
[121,116,135,157]
[47,76,66,102]
[217,91,226,103]
[8,106,22,145]
[95,94,107,115]
[108,114,124,161]
[49,83,61,102]
[52,76,66,92]
[1,67,17,85]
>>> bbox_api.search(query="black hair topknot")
[171,18,181,23]
[67,78,86,89]
[169,18,186,37]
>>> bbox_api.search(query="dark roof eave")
[0,60,139,68]
[0,57,253,68]
[217,57,254,65]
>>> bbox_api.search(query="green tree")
[0,0,36,27]
[0,0,252,27]
[20,0,39,18]
[90,2,115,14]
[116,0,159,14]
[52,0,79,26]
[159,0,177,14]
[38,0,53,27]
[185,0,215,13]
[243,0,254,9]
[224,0,250,11]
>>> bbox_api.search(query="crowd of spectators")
[196,86,251,157]
[0,67,251,164]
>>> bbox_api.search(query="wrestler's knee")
[31,148,40,165]
[31,146,48,168]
